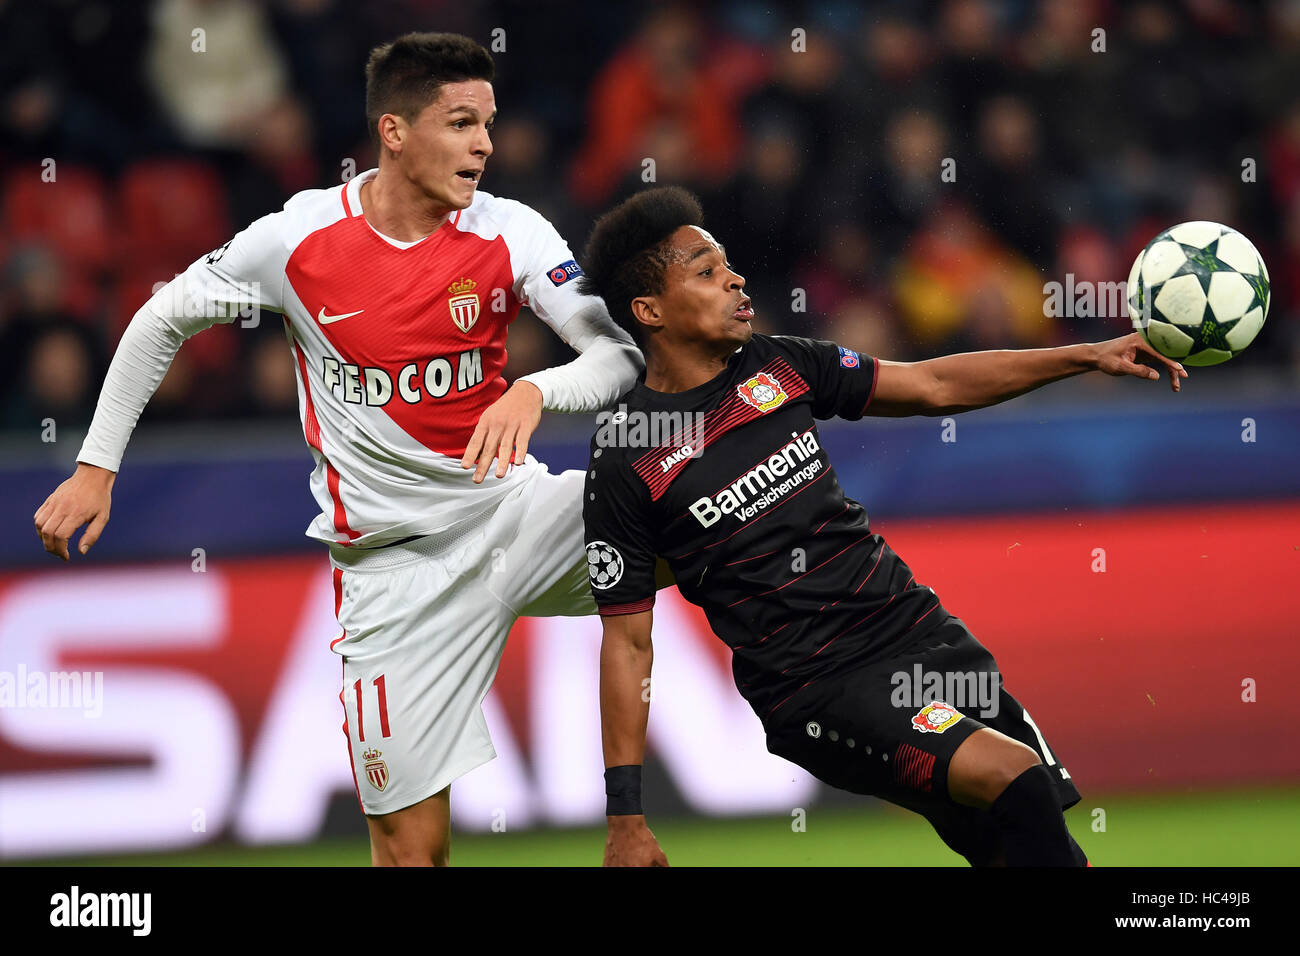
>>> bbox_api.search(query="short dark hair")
[365,32,494,151]
[577,187,705,347]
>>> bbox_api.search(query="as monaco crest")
[448,277,480,334]
[363,747,389,791]
[736,371,788,413]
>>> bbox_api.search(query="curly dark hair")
[577,186,705,347]
[365,33,494,152]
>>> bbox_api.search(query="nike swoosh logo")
[318,307,364,325]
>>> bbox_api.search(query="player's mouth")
[455,168,482,185]
[732,298,754,321]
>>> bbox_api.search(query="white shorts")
[329,465,595,815]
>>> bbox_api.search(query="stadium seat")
[120,159,231,265]
[2,164,113,273]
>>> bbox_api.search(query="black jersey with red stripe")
[583,334,951,722]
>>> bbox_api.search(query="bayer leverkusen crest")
[363,747,389,791]
[911,701,964,734]
[736,371,788,413]
[448,277,480,333]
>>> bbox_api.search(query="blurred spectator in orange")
[567,4,763,207]
[892,201,1050,350]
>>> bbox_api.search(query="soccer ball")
[1126,221,1270,366]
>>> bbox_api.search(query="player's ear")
[630,296,663,333]
[378,113,405,156]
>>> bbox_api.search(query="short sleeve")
[773,335,879,421]
[583,444,660,615]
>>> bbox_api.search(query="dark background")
[2,0,1298,438]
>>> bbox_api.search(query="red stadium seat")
[2,164,113,273]
[119,159,231,265]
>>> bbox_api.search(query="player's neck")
[642,346,735,394]
[360,168,457,242]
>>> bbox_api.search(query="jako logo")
[50,886,151,936]
[659,445,695,472]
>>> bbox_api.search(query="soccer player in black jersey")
[579,187,1187,867]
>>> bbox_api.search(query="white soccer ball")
[1126,221,1270,366]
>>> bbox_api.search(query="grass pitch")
[26,785,1299,867]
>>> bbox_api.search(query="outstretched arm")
[35,216,285,559]
[866,332,1188,418]
[34,303,188,559]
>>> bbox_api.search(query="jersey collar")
[633,342,750,409]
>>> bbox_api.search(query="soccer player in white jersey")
[33,33,643,865]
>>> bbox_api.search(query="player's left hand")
[461,380,543,483]
[1095,333,1188,392]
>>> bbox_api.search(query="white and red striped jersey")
[77,168,641,547]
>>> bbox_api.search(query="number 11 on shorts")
[354,674,392,742]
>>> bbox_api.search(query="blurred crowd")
[3,0,1300,435]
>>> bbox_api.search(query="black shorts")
[763,615,1081,865]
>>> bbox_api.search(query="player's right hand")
[34,463,115,561]
[603,816,669,867]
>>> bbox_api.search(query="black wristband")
[604,764,643,816]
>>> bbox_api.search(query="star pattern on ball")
[1129,222,1270,365]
